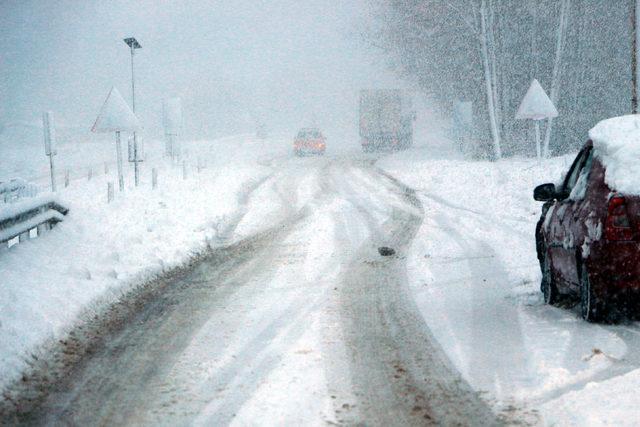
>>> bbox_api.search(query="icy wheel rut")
[2,156,499,426]
[324,168,498,426]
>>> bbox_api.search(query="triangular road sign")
[91,86,140,133]
[516,79,558,121]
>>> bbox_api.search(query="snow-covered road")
[8,156,497,426]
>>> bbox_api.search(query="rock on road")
[7,156,499,426]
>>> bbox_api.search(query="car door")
[548,148,590,288]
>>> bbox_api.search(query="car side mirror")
[534,183,557,201]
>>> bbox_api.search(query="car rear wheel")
[580,263,604,322]
[541,253,558,305]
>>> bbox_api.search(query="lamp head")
[124,37,141,49]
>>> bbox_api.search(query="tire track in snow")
[326,166,500,426]
[0,210,307,425]
[3,156,502,426]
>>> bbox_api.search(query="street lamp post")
[124,37,142,185]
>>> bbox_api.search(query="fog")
[0,0,407,144]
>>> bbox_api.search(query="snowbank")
[379,146,640,423]
[541,368,640,426]
[0,135,285,391]
[589,114,640,194]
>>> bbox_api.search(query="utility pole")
[124,37,142,185]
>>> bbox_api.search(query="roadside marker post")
[42,111,57,192]
[107,182,114,203]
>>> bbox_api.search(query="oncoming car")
[534,115,640,322]
[293,128,326,156]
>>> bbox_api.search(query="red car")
[293,128,326,156]
[535,116,640,322]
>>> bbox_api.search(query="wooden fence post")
[152,168,158,189]
[65,170,70,188]
[88,168,93,181]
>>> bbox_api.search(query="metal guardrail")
[0,194,69,245]
[0,178,39,203]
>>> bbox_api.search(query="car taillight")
[605,195,634,241]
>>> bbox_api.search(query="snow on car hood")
[589,114,640,194]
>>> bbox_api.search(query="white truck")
[359,89,415,152]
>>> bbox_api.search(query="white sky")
[0,0,404,142]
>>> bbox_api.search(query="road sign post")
[516,79,559,160]
[116,131,124,191]
[163,97,182,159]
[91,86,140,191]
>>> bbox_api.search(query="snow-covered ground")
[5,128,640,424]
[0,134,290,391]
[379,143,640,425]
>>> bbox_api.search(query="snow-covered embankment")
[0,136,284,392]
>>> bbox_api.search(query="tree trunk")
[488,0,501,135]
[479,0,502,159]
[634,0,640,113]
[543,0,570,158]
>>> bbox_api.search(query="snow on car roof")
[589,114,640,194]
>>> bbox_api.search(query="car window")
[562,148,590,196]
[297,129,321,139]
[568,149,594,200]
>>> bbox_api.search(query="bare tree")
[542,0,570,158]
[370,0,632,158]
